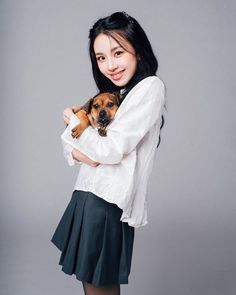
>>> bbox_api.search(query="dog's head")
[82,92,120,128]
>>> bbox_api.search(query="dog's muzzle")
[98,110,110,127]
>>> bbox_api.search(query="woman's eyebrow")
[95,46,122,56]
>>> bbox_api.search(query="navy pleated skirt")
[51,190,135,286]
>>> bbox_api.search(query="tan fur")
[71,92,120,138]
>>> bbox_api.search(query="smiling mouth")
[111,70,125,80]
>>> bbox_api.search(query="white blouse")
[61,75,166,228]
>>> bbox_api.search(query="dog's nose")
[99,110,107,118]
[98,109,109,126]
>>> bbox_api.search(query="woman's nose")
[107,57,118,71]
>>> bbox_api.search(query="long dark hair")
[88,11,165,148]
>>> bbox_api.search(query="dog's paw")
[71,124,83,138]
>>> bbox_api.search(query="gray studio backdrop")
[1,1,236,295]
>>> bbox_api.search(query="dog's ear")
[112,92,121,106]
[82,98,94,113]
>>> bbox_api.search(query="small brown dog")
[71,92,120,138]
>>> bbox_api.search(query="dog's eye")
[107,102,114,108]
[93,104,100,109]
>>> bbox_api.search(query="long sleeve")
[61,116,82,166]
[62,142,76,166]
[61,76,166,165]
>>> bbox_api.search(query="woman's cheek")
[98,63,106,75]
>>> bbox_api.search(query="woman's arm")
[62,108,100,167]
[63,77,166,165]
[62,106,82,125]
[72,148,99,167]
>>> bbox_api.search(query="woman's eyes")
[114,50,123,57]
[96,56,105,62]
[96,51,124,62]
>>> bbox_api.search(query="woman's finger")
[72,105,81,113]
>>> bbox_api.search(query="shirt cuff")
[62,142,76,166]
[61,114,83,166]
[68,114,81,129]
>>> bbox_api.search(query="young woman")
[51,11,166,295]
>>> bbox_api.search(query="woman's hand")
[62,105,81,125]
[72,148,100,167]
[63,105,98,167]
[62,108,74,125]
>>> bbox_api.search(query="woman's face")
[94,33,138,87]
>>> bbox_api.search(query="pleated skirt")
[51,190,135,286]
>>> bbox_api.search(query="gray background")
[1,0,235,294]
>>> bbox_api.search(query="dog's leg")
[71,122,90,138]
[71,111,90,138]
